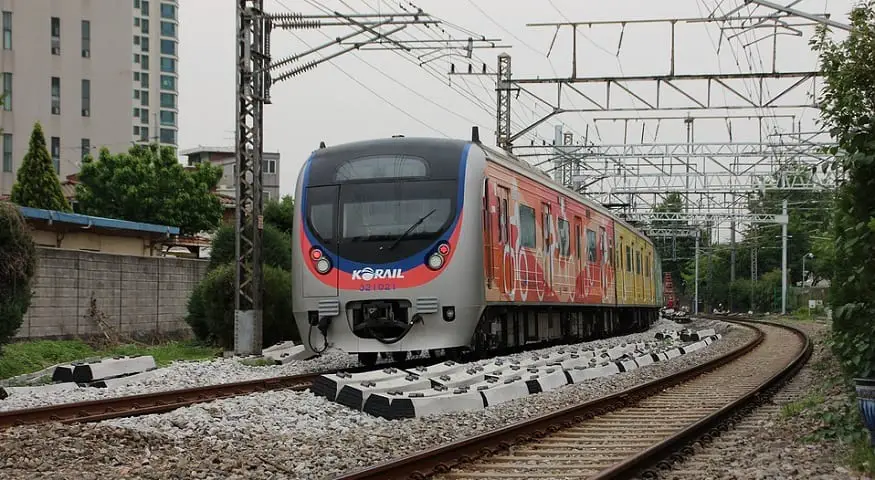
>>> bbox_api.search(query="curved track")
[334,319,811,480]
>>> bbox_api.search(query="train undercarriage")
[354,304,658,366]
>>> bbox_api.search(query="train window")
[636,250,642,274]
[586,229,596,263]
[557,219,570,256]
[306,185,337,243]
[599,227,607,265]
[519,204,536,248]
[334,155,427,181]
[574,222,582,260]
[626,246,632,272]
[500,198,509,243]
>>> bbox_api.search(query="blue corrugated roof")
[18,206,180,235]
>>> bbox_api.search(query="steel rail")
[334,318,774,480]
[0,372,319,428]
[593,317,812,479]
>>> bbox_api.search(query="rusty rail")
[0,372,318,428]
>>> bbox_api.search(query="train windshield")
[306,180,456,263]
[304,143,465,263]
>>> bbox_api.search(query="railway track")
[335,318,811,480]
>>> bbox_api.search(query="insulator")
[278,19,320,29]
[276,59,319,82]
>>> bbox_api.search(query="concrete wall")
[15,247,208,339]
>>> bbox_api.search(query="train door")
[497,186,511,295]
[482,178,494,289]
[574,217,583,298]
[599,226,607,301]
[541,203,552,293]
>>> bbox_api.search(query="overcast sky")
[177,0,854,197]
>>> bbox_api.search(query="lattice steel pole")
[496,53,512,152]
[235,0,268,355]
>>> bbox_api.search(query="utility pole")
[496,53,513,153]
[694,230,700,315]
[235,0,268,355]
[781,198,788,314]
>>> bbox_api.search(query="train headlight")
[315,257,332,275]
[427,252,444,270]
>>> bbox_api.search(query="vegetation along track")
[335,318,811,480]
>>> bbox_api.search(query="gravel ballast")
[0,318,752,480]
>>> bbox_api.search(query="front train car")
[292,137,486,364]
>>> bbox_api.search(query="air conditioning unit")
[82,49,90,58]
[51,106,60,115]
[82,108,90,116]
[51,46,60,55]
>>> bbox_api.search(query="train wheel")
[391,351,408,362]
[358,352,378,367]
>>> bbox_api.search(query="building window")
[140,72,149,88]
[51,137,60,172]
[50,17,60,55]
[134,17,140,27]
[134,126,140,136]
[141,90,149,106]
[141,38,149,52]
[160,39,175,56]
[81,138,90,160]
[141,19,149,34]
[160,75,176,91]
[134,0,140,8]
[2,72,11,111]
[264,158,276,174]
[160,21,176,38]
[51,77,60,114]
[81,79,90,116]
[140,127,149,142]
[134,90,140,99]
[160,92,175,108]
[81,20,90,57]
[140,108,149,124]
[159,128,176,144]
[159,110,176,126]
[160,57,176,73]
[133,107,140,118]
[134,72,140,81]
[134,53,140,63]
[2,134,11,172]
[141,0,150,15]
[140,54,149,69]
[2,12,11,50]
[160,3,177,20]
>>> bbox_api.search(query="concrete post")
[781,199,788,315]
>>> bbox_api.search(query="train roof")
[311,136,471,157]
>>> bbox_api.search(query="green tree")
[10,123,71,212]
[75,144,224,235]
[185,263,298,348]
[263,195,295,234]
[811,3,875,378]
[207,223,292,272]
[0,202,37,347]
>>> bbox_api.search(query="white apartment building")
[0,0,179,195]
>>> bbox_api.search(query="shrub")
[10,123,71,212]
[0,202,37,347]
[185,263,299,349]
[207,223,292,272]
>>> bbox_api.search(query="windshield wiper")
[387,209,437,250]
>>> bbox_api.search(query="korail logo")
[351,267,405,281]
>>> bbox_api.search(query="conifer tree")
[10,122,71,212]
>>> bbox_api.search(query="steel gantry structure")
[234,1,500,354]
[446,1,845,314]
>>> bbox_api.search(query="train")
[292,128,663,366]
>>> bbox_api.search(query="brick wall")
[15,248,209,339]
